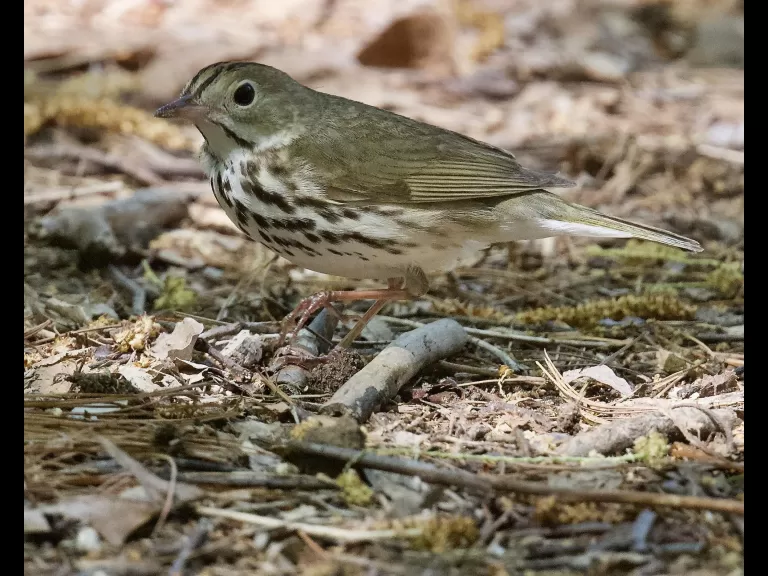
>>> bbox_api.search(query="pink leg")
[335,279,403,349]
[279,279,409,345]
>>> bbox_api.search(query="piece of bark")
[221,330,263,369]
[557,407,738,457]
[36,188,192,266]
[322,318,468,422]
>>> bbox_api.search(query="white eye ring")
[233,82,256,106]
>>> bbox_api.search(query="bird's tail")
[499,191,702,252]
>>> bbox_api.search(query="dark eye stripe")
[193,65,226,97]
[185,61,253,98]
[183,63,219,94]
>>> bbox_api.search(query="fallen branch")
[196,505,422,543]
[323,318,468,422]
[556,406,738,457]
[281,442,744,515]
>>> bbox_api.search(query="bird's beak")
[154,94,207,120]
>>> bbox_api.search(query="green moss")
[633,431,669,466]
[335,469,374,507]
[153,276,197,311]
[587,240,721,267]
[411,516,479,553]
[705,263,743,297]
[517,293,696,329]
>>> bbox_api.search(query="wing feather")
[301,96,575,205]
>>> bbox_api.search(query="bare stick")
[282,442,744,515]
[556,407,738,457]
[108,265,146,316]
[24,181,124,206]
[196,506,422,543]
[169,519,211,576]
[323,319,468,422]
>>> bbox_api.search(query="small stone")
[75,526,102,553]
[578,51,631,82]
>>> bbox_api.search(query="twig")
[259,373,301,410]
[696,331,744,343]
[108,266,146,316]
[174,471,336,490]
[696,144,744,166]
[376,448,638,467]
[385,318,525,370]
[296,531,329,559]
[193,337,249,380]
[25,143,165,186]
[467,334,526,373]
[168,519,211,576]
[151,455,178,537]
[281,442,744,515]
[195,506,423,543]
[381,316,627,348]
[24,181,124,206]
[438,361,498,377]
[200,322,243,341]
[323,319,468,422]
[556,406,738,457]
[24,319,53,340]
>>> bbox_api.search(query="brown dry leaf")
[148,317,204,362]
[357,11,455,74]
[27,495,159,546]
[24,351,90,394]
[562,365,633,397]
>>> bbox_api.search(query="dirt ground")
[24,1,743,574]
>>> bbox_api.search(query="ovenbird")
[155,62,701,345]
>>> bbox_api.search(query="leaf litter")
[25,0,743,574]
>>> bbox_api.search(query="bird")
[155,61,701,347]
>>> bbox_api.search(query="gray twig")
[108,265,146,316]
[323,318,468,422]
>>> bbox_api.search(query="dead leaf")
[25,350,91,394]
[117,365,161,393]
[23,509,52,534]
[149,317,204,362]
[28,495,158,546]
[563,365,633,397]
[357,11,455,75]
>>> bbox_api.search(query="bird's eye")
[233,82,256,106]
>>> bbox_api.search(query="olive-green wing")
[301,110,575,205]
